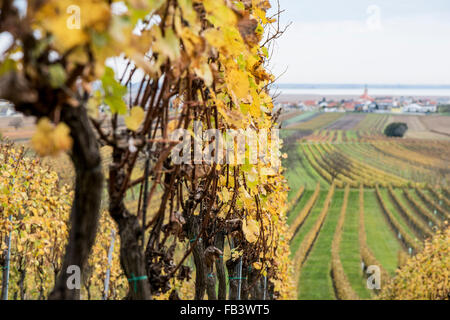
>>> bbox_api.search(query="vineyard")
[282,112,450,300]
[0,0,449,302]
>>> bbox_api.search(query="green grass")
[346,130,358,140]
[297,146,328,188]
[283,151,307,203]
[279,129,298,140]
[299,145,330,188]
[297,190,344,300]
[363,189,401,275]
[408,190,437,218]
[287,190,314,225]
[283,162,307,203]
[336,143,408,181]
[378,188,417,241]
[290,190,328,258]
[283,142,328,198]
[393,189,433,233]
[422,189,444,210]
[340,190,372,299]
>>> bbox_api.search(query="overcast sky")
[269,0,450,85]
[1,0,449,86]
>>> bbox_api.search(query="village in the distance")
[276,86,450,114]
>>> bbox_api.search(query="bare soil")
[0,116,36,141]
[324,114,366,130]
[419,116,450,136]
[389,115,450,140]
[390,115,427,131]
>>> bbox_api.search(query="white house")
[0,100,16,116]
[403,103,437,113]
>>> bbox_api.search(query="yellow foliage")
[124,106,145,132]
[35,0,111,51]
[0,143,72,299]
[32,118,73,157]
[11,0,296,300]
[242,219,259,243]
[379,226,450,300]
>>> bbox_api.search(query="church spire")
[360,84,372,101]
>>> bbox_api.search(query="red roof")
[343,102,355,110]
[327,102,338,108]
[303,100,316,106]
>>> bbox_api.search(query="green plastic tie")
[127,273,148,293]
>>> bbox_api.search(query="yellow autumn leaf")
[125,106,145,131]
[203,29,226,49]
[226,69,250,101]
[194,63,213,87]
[32,118,72,156]
[32,118,55,156]
[254,7,268,24]
[153,27,181,61]
[252,261,262,270]
[242,219,259,243]
[52,122,73,153]
[239,186,254,208]
[231,249,243,261]
[180,27,202,56]
[203,0,237,28]
[221,188,230,203]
